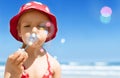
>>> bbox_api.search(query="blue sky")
[0,0,120,64]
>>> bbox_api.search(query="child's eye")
[37,25,47,30]
[24,25,30,27]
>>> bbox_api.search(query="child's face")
[18,10,50,46]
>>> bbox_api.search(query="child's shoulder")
[46,53,61,75]
[47,53,58,62]
[47,53,61,67]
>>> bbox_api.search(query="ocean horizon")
[1,61,120,78]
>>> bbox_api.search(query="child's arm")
[4,50,28,78]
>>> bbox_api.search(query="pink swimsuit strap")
[42,53,53,78]
[21,53,53,78]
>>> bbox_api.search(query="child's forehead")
[22,9,47,16]
[18,9,50,22]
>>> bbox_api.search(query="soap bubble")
[27,33,38,46]
[100,15,111,24]
[100,6,112,17]
[61,38,65,44]
[100,6,112,24]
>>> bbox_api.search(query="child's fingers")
[8,50,28,66]
[8,52,21,64]
[15,53,24,65]
[17,52,28,66]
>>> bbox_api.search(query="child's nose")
[32,27,38,33]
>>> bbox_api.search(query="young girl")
[4,1,61,78]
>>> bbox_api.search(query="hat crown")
[19,1,50,13]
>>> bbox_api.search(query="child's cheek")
[22,33,31,44]
[38,30,48,40]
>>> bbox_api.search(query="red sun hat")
[10,1,58,42]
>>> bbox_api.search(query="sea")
[1,61,120,78]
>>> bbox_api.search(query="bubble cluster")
[100,6,112,24]
[28,33,38,46]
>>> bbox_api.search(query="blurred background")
[0,0,120,78]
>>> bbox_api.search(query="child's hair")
[10,1,58,42]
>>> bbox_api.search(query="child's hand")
[5,49,28,77]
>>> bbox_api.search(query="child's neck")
[23,47,47,70]
[25,47,46,58]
